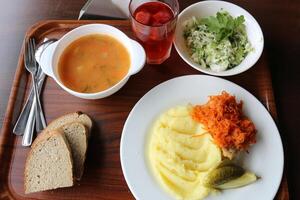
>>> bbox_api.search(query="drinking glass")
[129,0,179,64]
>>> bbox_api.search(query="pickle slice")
[217,159,234,168]
[203,165,245,188]
[217,172,257,189]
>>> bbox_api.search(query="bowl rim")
[173,0,264,76]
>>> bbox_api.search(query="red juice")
[132,1,177,64]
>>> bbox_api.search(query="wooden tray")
[0,20,289,200]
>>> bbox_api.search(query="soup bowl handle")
[38,41,58,78]
[129,39,146,75]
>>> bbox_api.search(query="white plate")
[174,1,264,76]
[120,75,283,200]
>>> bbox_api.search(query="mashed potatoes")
[147,105,222,200]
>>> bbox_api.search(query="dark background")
[0,0,299,199]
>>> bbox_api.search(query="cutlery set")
[13,38,57,146]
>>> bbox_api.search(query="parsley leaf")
[201,12,245,42]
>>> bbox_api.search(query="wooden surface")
[0,0,299,199]
[0,20,289,199]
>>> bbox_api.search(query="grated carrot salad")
[191,91,256,150]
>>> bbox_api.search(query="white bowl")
[174,0,264,76]
[38,24,146,99]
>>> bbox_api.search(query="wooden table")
[0,0,299,199]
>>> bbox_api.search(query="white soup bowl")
[38,24,146,99]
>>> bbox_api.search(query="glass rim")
[128,0,180,28]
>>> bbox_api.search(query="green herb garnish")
[201,12,245,42]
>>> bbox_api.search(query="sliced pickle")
[203,165,245,188]
[216,172,257,190]
[217,159,235,168]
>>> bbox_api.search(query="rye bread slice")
[24,130,73,194]
[62,122,88,180]
[32,112,92,181]
[45,112,92,137]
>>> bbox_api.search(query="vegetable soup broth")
[58,34,130,93]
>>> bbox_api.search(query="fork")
[22,38,46,146]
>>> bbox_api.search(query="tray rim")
[0,19,289,200]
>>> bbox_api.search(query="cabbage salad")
[183,11,253,72]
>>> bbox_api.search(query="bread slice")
[32,112,92,181]
[24,130,73,194]
[62,122,88,180]
[45,112,92,137]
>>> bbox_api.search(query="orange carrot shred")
[191,91,256,150]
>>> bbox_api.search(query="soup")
[58,34,130,93]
